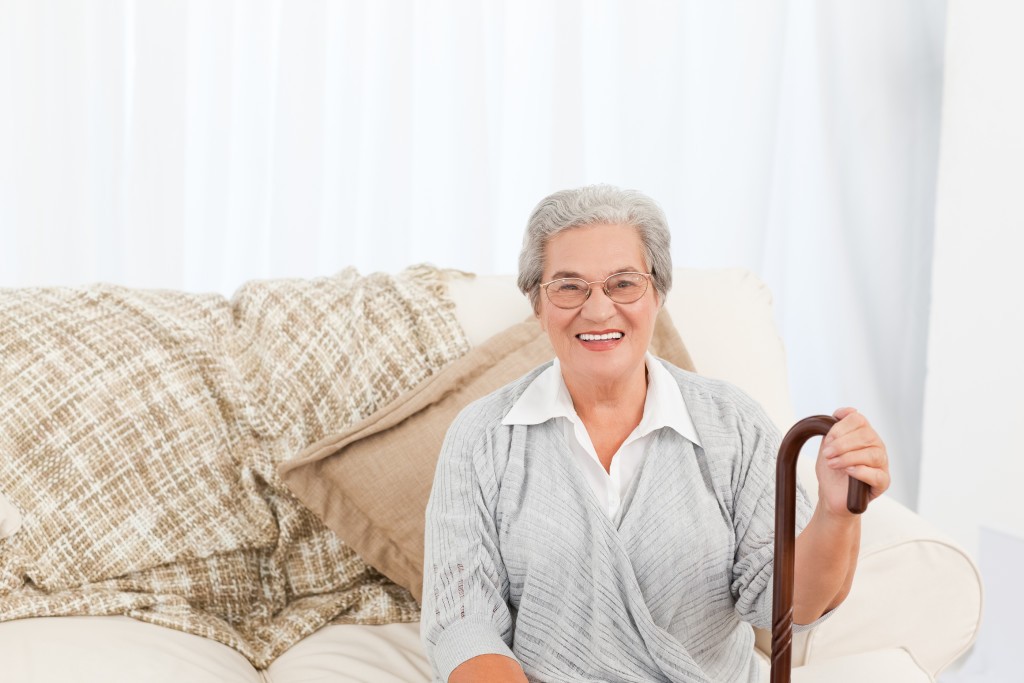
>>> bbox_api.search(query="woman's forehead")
[543,224,645,277]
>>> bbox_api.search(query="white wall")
[920,0,1024,558]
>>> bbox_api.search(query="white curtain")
[0,0,945,509]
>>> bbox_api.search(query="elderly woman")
[421,185,890,683]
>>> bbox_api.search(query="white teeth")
[578,332,624,341]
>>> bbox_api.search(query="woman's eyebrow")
[549,270,583,279]
[610,266,641,276]
[549,267,640,280]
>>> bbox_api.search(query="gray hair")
[517,184,673,311]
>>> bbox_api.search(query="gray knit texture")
[422,359,815,683]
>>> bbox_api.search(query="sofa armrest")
[756,495,982,679]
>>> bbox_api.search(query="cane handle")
[770,415,871,683]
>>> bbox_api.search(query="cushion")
[278,309,694,602]
[266,622,432,683]
[0,616,263,683]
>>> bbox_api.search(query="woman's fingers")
[816,408,892,506]
[831,406,859,423]
[821,429,886,460]
[823,409,867,444]
[824,445,887,471]
[841,463,891,497]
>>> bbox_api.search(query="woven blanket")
[0,265,469,668]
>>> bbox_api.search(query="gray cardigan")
[421,360,815,683]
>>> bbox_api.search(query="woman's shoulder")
[652,357,777,435]
[653,357,750,403]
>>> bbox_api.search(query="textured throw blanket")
[0,265,469,668]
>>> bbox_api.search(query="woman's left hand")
[816,407,891,518]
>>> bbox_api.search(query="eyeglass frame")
[538,271,653,309]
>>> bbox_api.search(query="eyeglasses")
[539,271,652,309]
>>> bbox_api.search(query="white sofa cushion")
[0,616,262,683]
[266,622,431,683]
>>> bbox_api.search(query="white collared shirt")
[502,353,701,519]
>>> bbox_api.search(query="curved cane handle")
[770,416,871,683]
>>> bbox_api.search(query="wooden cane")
[770,416,871,683]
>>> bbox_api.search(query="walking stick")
[771,416,871,683]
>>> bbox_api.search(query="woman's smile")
[575,329,626,349]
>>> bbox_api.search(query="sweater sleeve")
[728,396,818,632]
[420,404,518,682]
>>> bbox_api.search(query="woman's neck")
[562,363,649,425]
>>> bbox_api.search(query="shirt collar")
[502,353,701,447]
[501,360,575,426]
[640,352,701,446]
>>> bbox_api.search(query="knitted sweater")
[421,359,815,682]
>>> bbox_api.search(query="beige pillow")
[279,310,694,602]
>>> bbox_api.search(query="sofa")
[0,266,981,682]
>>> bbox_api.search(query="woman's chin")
[563,349,643,385]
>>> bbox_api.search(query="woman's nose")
[580,286,615,321]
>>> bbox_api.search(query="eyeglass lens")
[546,272,648,308]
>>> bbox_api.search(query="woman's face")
[537,223,660,391]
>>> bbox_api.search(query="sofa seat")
[0,617,431,683]
[0,616,933,682]
[265,622,431,683]
[0,616,263,683]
